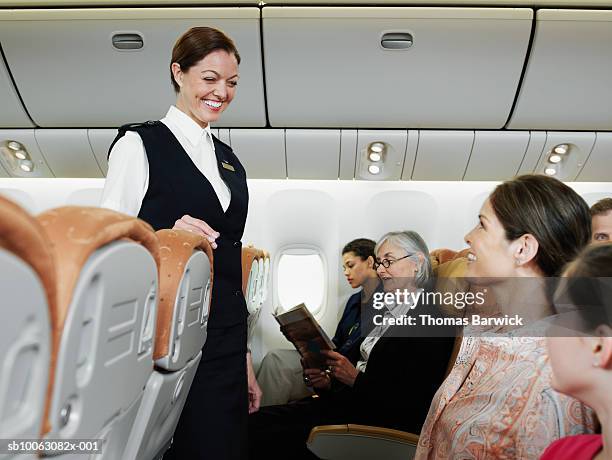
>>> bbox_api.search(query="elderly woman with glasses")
[248,231,455,460]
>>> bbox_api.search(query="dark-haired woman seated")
[249,231,456,459]
[416,175,596,460]
[257,238,379,406]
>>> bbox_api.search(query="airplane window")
[277,251,325,316]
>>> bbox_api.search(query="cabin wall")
[1,177,610,366]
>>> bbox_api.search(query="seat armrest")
[307,424,419,460]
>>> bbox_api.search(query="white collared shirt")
[100,106,231,216]
[356,290,420,372]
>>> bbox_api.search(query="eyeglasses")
[374,253,412,270]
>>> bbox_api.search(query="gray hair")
[375,230,433,289]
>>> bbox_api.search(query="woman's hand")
[247,352,262,414]
[173,214,220,249]
[303,368,332,390]
[322,350,359,387]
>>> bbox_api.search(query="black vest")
[109,121,249,328]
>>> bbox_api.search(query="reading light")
[544,167,557,176]
[368,165,381,175]
[19,159,33,172]
[368,152,382,162]
[369,142,385,154]
[8,141,22,151]
[553,144,569,155]
[548,154,562,164]
[14,150,27,160]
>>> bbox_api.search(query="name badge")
[221,162,235,172]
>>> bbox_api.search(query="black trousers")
[248,396,352,460]
[165,321,248,460]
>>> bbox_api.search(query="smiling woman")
[100,27,254,460]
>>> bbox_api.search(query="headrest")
[37,206,160,435]
[154,229,214,360]
[0,195,57,324]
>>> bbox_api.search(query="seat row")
[0,194,214,460]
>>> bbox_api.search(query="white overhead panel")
[35,129,103,178]
[0,56,33,128]
[412,131,474,181]
[286,130,340,180]
[339,130,357,180]
[88,129,118,176]
[517,131,547,175]
[464,131,530,181]
[0,130,53,177]
[230,129,286,179]
[509,10,612,130]
[577,133,612,182]
[0,161,8,177]
[0,8,265,128]
[355,130,407,181]
[401,130,419,180]
[535,132,596,181]
[263,7,532,128]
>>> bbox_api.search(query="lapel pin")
[221,161,235,172]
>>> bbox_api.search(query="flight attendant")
[100,27,258,459]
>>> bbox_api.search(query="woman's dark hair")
[342,238,376,261]
[559,243,612,330]
[170,27,241,93]
[490,174,591,277]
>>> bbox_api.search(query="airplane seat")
[0,195,53,459]
[307,425,420,460]
[36,206,160,459]
[242,247,265,345]
[123,229,214,460]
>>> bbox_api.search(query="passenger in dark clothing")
[257,239,378,406]
[249,231,456,460]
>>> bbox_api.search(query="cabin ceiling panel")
[0,8,265,128]
[577,132,612,182]
[263,7,532,128]
[0,130,53,177]
[338,129,357,180]
[230,129,286,179]
[463,131,530,181]
[534,131,595,181]
[412,130,474,181]
[508,10,612,130]
[285,130,340,180]
[400,130,419,181]
[0,53,32,128]
[355,130,407,181]
[35,129,103,178]
[516,131,547,175]
[88,129,117,176]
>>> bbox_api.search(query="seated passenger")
[416,174,596,460]
[591,198,612,243]
[249,231,455,460]
[541,242,612,460]
[257,238,378,406]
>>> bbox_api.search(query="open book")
[274,303,336,369]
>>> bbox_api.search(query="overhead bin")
[508,10,612,130]
[0,8,265,128]
[0,56,32,128]
[262,7,532,129]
